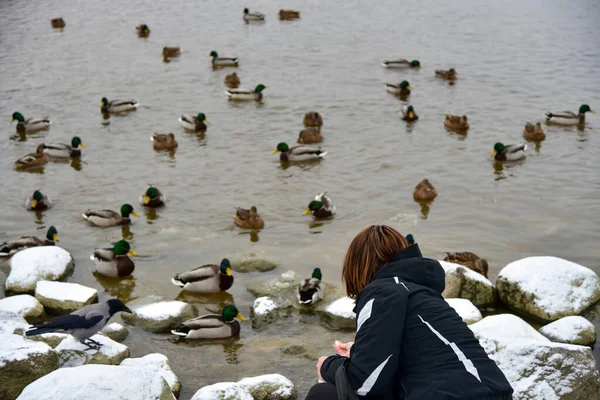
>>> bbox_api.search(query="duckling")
[413,179,438,202]
[444,115,469,131]
[43,136,86,158]
[0,226,58,257]
[224,72,240,88]
[51,18,65,28]
[90,240,137,277]
[546,104,594,126]
[406,234,415,245]
[298,127,323,144]
[136,24,150,37]
[490,143,527,161]
[171,305,245,339]
[83,204,139,227]
[178,113,210,132]
[151,133,178,150]
[209,51,239,67]
[225,84,267,101]
[435,68,457,80]
[279,9,301,20]
[100,98,138,114]
[11,112,52,134]
[139,185,165,207]
[233,206,265,229]
[26,190,52,211]
[523,122,545,142]
[444,252,489,278]
[303,192,336,218]
[243,8,265,22]
[401,105,419,121]
[298,268,323,305]
[171,258,234,293]
[15,144,50,169]
[385,81,412,95]
[304,112,323,128]
[273,142,327,162]
[162,47,181,58]
[382,59,421,68]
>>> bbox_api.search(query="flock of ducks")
[3,8,595,339]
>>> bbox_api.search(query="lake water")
[1,0,599,397]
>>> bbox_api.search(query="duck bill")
[490,150,497,157]
[53,234,59,242]
[408,85,413,89]
[226,267,232,276]
[131,210,140,217]
[204,119,211,124]
[590,109,596,114]
[409,112,414,119]
[236,313,247,321]
[303,208,312,216]
[31,199,38,208]
[271,149,279,155]
[80,143,87,148]
[128,249,138,256]
[144,196,151,204]
[10,118,14,123]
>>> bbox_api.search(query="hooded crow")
[26,299,132,350]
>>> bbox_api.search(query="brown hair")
[342,225,409,298]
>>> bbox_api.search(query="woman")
[309,225,513,400]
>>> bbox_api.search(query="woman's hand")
[316,356,328,381]
[333,340,354,358]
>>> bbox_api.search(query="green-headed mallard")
[304,112,323,128]
[225,84,267,101]
[43,136,86,158]
[297,267,323,305]
[303,192,336,218]
[163,47,181,58]
[83,204,139,227]
[139,185,165,207]
[26,190,52,211]
[435,68,457,80]
[51,18,65,28]
[297,127,323,144]
[90,240,137,277]
[136,24,150,37]
[279,9,301,20]
[406,233,415,245]
[171,258,234,293]
[11,112,52,134]
[401,105,418,121]
[386,81,412,95]
[171,305,245,339]
[545,104,594,126]
[233,206,264,229]
[491,143,527,161]
[523,122,545,142]
[243,8,265,21]
[444,252,489,278]
[444,115,469,131]
[100,98,139,114]
[273,142,327,162]
[15,144,50,169]
[413,179,437,202]
[178,113,210,132]
[225,72,240,88]
[0,226,58,257]
[151,133,178,150]
[382,59,421,68]
[209,51,239,67]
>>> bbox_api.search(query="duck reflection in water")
[121,224,134,241]
[93,273,137,303]
[70,157,82,171]
[145,207,159,224]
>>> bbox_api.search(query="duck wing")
[216,57,238,63]
[42,143,70,151]
[226,88,253,95]
[235,207,251,221]
[182,314,224,329]
[179,114,198,124]
[546,111,577,119]
[84,209,120,219]
[174,264,218,283]
[289,145,324,156]
[2,236,44,250]
[26,117,51,126]
[109,99,137,107]
[92,247,116,262]
[505,143,527,154]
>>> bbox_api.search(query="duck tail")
[171,326,190,337]
[381,62,389,67]
[0,246,11,257]
[224,91,233,97]
[317,151,328,158]
[171,276,185,288]
[132,102,140,108]
[545,112,552,119]
[82,213,89,220]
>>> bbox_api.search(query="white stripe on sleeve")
[356,298,374,333]
[356,354,393,396]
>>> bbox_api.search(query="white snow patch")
[445,298,482,324]
[0,295,43,317]
[280,270,296,282]
[55,334,129,367]
[253,297,278,316]
[0,333,54,368]
[6,246,72,291]
[438,260,493,286]
[134,301,190,321]
[121,353,179,393]
[539,316,596,343]
[35,281,97,302]
[0,310,30,335]
[239,374,295,398]
[102,323,124,333]
[325,297,356,319]
[191,382,253,400]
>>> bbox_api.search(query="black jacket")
[321,244,513,400]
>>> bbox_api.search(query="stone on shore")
[230,258,277,273]
[439,260,496,307]
[318,297,355,330]
[5,246,74,293]
[538,316,597,346]
[251,297,280,329]
[35,281,98,314]
[122,301,197,333]
[121,353,181,397]
[247,271,297,298]
[100,323,129,343]
[0,295,45,323]
[55,334,129,367]
[496,256,600,322]
[445,298,482,325]
[190,374,295,400]
[0,310,30,335]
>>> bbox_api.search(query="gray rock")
[121,353,181,398]
[100,323,129,343]
[55,334,129,367]
[439,260,496,307]
[445,298,482,325]
[190,374,296,400]
[122,300,197,333]
[5,246,74,294]
[27,333,68,349]
[281,344,318,361]
[230,258,277,273]
[317,297,356,331]
[539,316,597,346]
[34,281,98,314]
[0,295,45,324]
[0,310,31,336]
[247,271,297,298]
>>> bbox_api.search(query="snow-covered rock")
[34,281,98,314]
[0,295,45,323]
[27,332,68,348]
[0,328,59,400]
[247,271,297,298]
[55,334,129,367]
[122,301,197,333]
[440,260,496,306]
[470,314,600,400]
[0,310,30,335]
[497,257,600,322]
[445,298,482,325]
[318,297,355,330]
[121,353,181,397]
[230,258,277,273]
[251,297,279,329]
[190,374,296,400]
[100,322,129,343]
[16,364,175,400]
[539,316,597,346]
[5,246,73,293]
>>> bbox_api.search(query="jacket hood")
[374,244,446,293]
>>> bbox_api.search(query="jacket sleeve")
[321,284,409,397]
